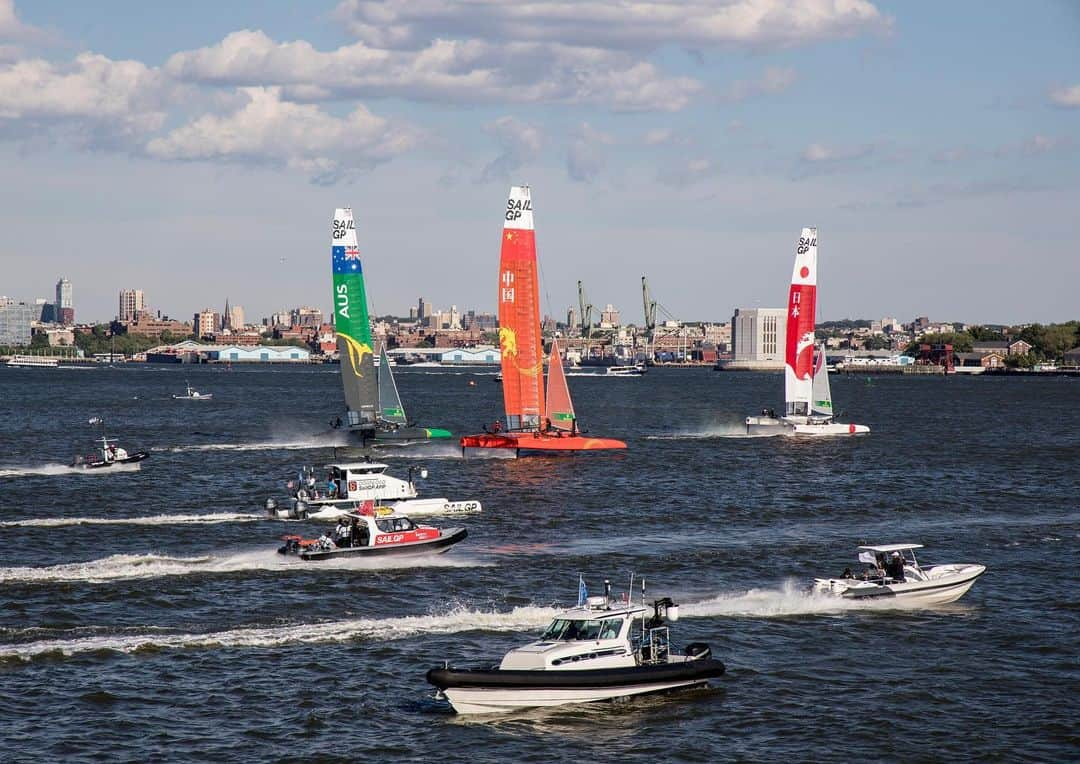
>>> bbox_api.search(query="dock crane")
[577,280,594,357]
[641,275,658,359]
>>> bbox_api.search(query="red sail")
[544,338,576,431]
[497,186,544,430]
[784,227,818,414]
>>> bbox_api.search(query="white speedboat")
[173,382,212,400]
[71,418,149,470]
[603,364,647,376]
[427,578,725,714]
[277,506,466,561]
[745,228,868,437]
[264,461,481,520]
[814,544,985,605]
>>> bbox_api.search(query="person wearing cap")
[886,551,906,582]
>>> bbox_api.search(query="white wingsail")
[811,345,833,419]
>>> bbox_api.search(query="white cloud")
[165,29,699,112]
[146,87,413,184]
[332,0,891,51]
[478,116,543,182]
[723,66,796,101]
[1049,84,1080,108]
[801,142,873,163]
[0,0,30,41]
[658,157,718,186]
[566,123,613,182]
[0,53,169,145]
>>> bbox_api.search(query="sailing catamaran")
[460,186,626,455]
[329,207,451,445]
[745,227,869,436]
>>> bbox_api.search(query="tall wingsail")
[784,227,818,417]
[544,339,576,431]
[378,345,408,426]
[331,207,377,429]
[498,186,544,431]
[811,344,833,418]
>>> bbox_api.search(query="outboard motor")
[264,497,278,517]
[292,499,307,519]
[684,642,711,660]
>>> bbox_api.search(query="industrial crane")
[641,275,658,358]
[577,280,594,356]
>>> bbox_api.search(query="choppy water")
[0,364,1076,761]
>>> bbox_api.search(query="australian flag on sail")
[332,245,363,275]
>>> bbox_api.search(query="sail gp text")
[332,218,355,239]
[797,236,817,254]
[505,198,532,221]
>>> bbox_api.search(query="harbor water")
[0,365,1076,761]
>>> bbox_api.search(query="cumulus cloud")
[722,66,796,101]
[478,116,543,182]
[332,0,891,51]
[801,142,874,163]
[0,0,31,41]
[1049,84,1080,108]
[0,52,169,146]
[658,157,719,187]
[165,29,699,112]
[146,87,413,184]
[566,123,613,182]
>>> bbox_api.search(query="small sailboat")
[745,228,869,436]
[328,207,451,444]
[173,381,212,400]
[460,186,626,455]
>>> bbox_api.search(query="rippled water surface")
[1,365,1076,761]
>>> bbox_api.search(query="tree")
[904,331,973,355]
[967,325,1002,342]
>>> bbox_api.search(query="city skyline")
[0,1,1077,324]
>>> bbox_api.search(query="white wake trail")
[682,581,861,617]
[0,463,140,477]
[0,549,488,584]
[0,605,558,661]
[1,512,265,528]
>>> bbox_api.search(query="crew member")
[886,552,905,582]
[335,519,351,548]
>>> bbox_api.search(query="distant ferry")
[6,355,60,368]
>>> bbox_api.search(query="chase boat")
[814,544,986,605]
[426,578,725,714]
[264,461,481,520]
[173,382,212,400]
[71,418,149,470]
[277,505,466,561]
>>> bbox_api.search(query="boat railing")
[639,626,671,665]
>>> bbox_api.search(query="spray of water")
[0,512,265,528]
[0,605,558,662]
[0,462,141,477]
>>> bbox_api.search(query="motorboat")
[813,544,986,605]
[173,382,212,400]
[426,577,725,714]
[602,364,646,377]
[264,461,481,521]
[277,506,466,560]
[71,418,149,470]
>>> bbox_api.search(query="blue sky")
[1,0,1077,325]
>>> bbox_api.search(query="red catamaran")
[460,185,627,456]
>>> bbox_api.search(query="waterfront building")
[731,307,786,368]
[194,309,218,339]
[291,306,323,328]
[599,304,621,328]
[119,289,145,322]
[55,278,73,324]
[0,299,36,346]
[439,346,500,365]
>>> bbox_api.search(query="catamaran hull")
[460,432,627,453]
[343,426,453,445]
[428,659,725,714]
[745,416,869,436]
[289,527,467,560]
[814,564,986,605]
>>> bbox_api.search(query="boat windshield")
[375,517,415,532]
[540,618,622,641]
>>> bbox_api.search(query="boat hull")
[294,527,467,560]
[460,432,626,453]
[73,452,150,470]
[815,564,986,605]
[745,415,869,436]
[428,658,725,714]
[285,498,481,521]
[344,426,453,445]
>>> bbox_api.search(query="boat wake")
[154,437,349,454]
[645,424,771,440]
[0,462,140,477]
[0,605,558,662]
[0,549,490,585]
[682,581,860,617]
[0,512,265,528]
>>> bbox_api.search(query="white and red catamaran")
[745,228,869,436]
